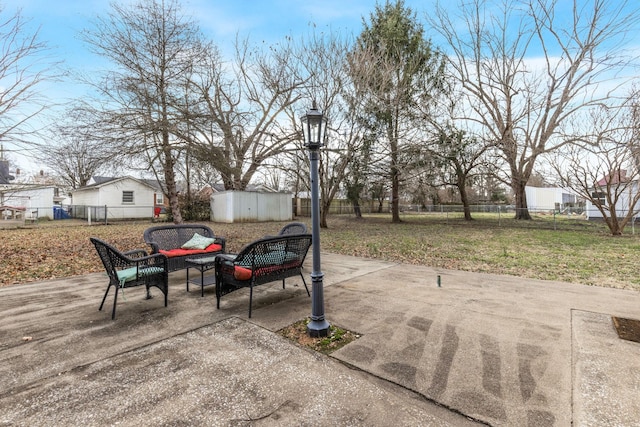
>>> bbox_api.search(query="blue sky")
[5,0,407,70]
[2,0,638,174]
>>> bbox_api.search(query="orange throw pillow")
[233,266,252,280]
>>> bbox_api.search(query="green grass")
[320,215,640,290]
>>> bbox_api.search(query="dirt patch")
[612,317,640,343]
[278,318,360,355]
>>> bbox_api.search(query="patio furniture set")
[90,222,311,319]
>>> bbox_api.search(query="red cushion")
[255,261,299,276]
[234,266,253,280]
[159,243,222,258]
[232,261,300,281]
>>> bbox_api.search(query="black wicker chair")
[90,237,169,320]
[143,224,226,272]
[277,222,309,235]
[214,234,312,317]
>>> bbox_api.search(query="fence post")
[105,205,108,225]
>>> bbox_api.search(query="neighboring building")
[525,186,579,212]
[0,185,67,220]
[71,176,161,220]
[585,171,640,220]
[0,157,71,220]
[211,190,292,223]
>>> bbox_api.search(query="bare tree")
[38,107,119,189]
[430,0,640,219]
[426,126,494,220]
[295,30,372,228]
[39,138,109,190]
[81,0,209,223]
[553,100,640,235]
[280,149,309,200]
[0,6,60,154]
[184,37,305,191]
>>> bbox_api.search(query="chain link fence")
[69,205,158,223]
[296,202,637,233]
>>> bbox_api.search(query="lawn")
[1,215,639,291]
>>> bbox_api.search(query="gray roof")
[89,176,162,191]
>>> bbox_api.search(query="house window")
[122,191,134,204]
[591,191,606,207]
[156,193,164,205]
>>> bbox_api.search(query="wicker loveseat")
[143,224,226,272]
[214,233,312,317]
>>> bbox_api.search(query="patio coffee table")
[185,256,218,297]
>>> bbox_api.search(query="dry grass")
[1,215,640,290]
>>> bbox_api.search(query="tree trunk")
[390,136,401,223]
[458,178,472,221]
[513,178,531,220]
[163,132,182,224]
[604,210,623,236]
[607,221,623,236]
[320,200,330,228]
[391,170,400,222]
[353,200,362,218]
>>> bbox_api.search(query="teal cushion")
[117,266,164,286]
[181,233,216,250]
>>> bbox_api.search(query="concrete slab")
[572,310,640,427]
[1,252,639,426]
[1,317,474,426]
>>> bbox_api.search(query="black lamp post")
[301,102,330,337]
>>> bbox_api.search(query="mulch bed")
[278,318,360,355]
[612,317,640,343]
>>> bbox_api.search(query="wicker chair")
[277,222,309,235]
[214,234,312,318]
[90,237,169,320]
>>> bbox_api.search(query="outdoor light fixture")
[301,101,330,337]
[301,101,327,150]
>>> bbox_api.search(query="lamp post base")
[307,318,330,337]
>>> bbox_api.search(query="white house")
[525,186,579,212]
[584,172,640,220]
[72,176,160,220]
[0,185,66,220]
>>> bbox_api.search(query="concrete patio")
[1,252,639,426]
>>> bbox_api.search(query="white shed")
[72,176,158,220]
[210,191,292,223]
[525,186,578,212]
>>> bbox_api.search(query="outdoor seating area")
[91,222,311,320]
[143,224,226,272]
